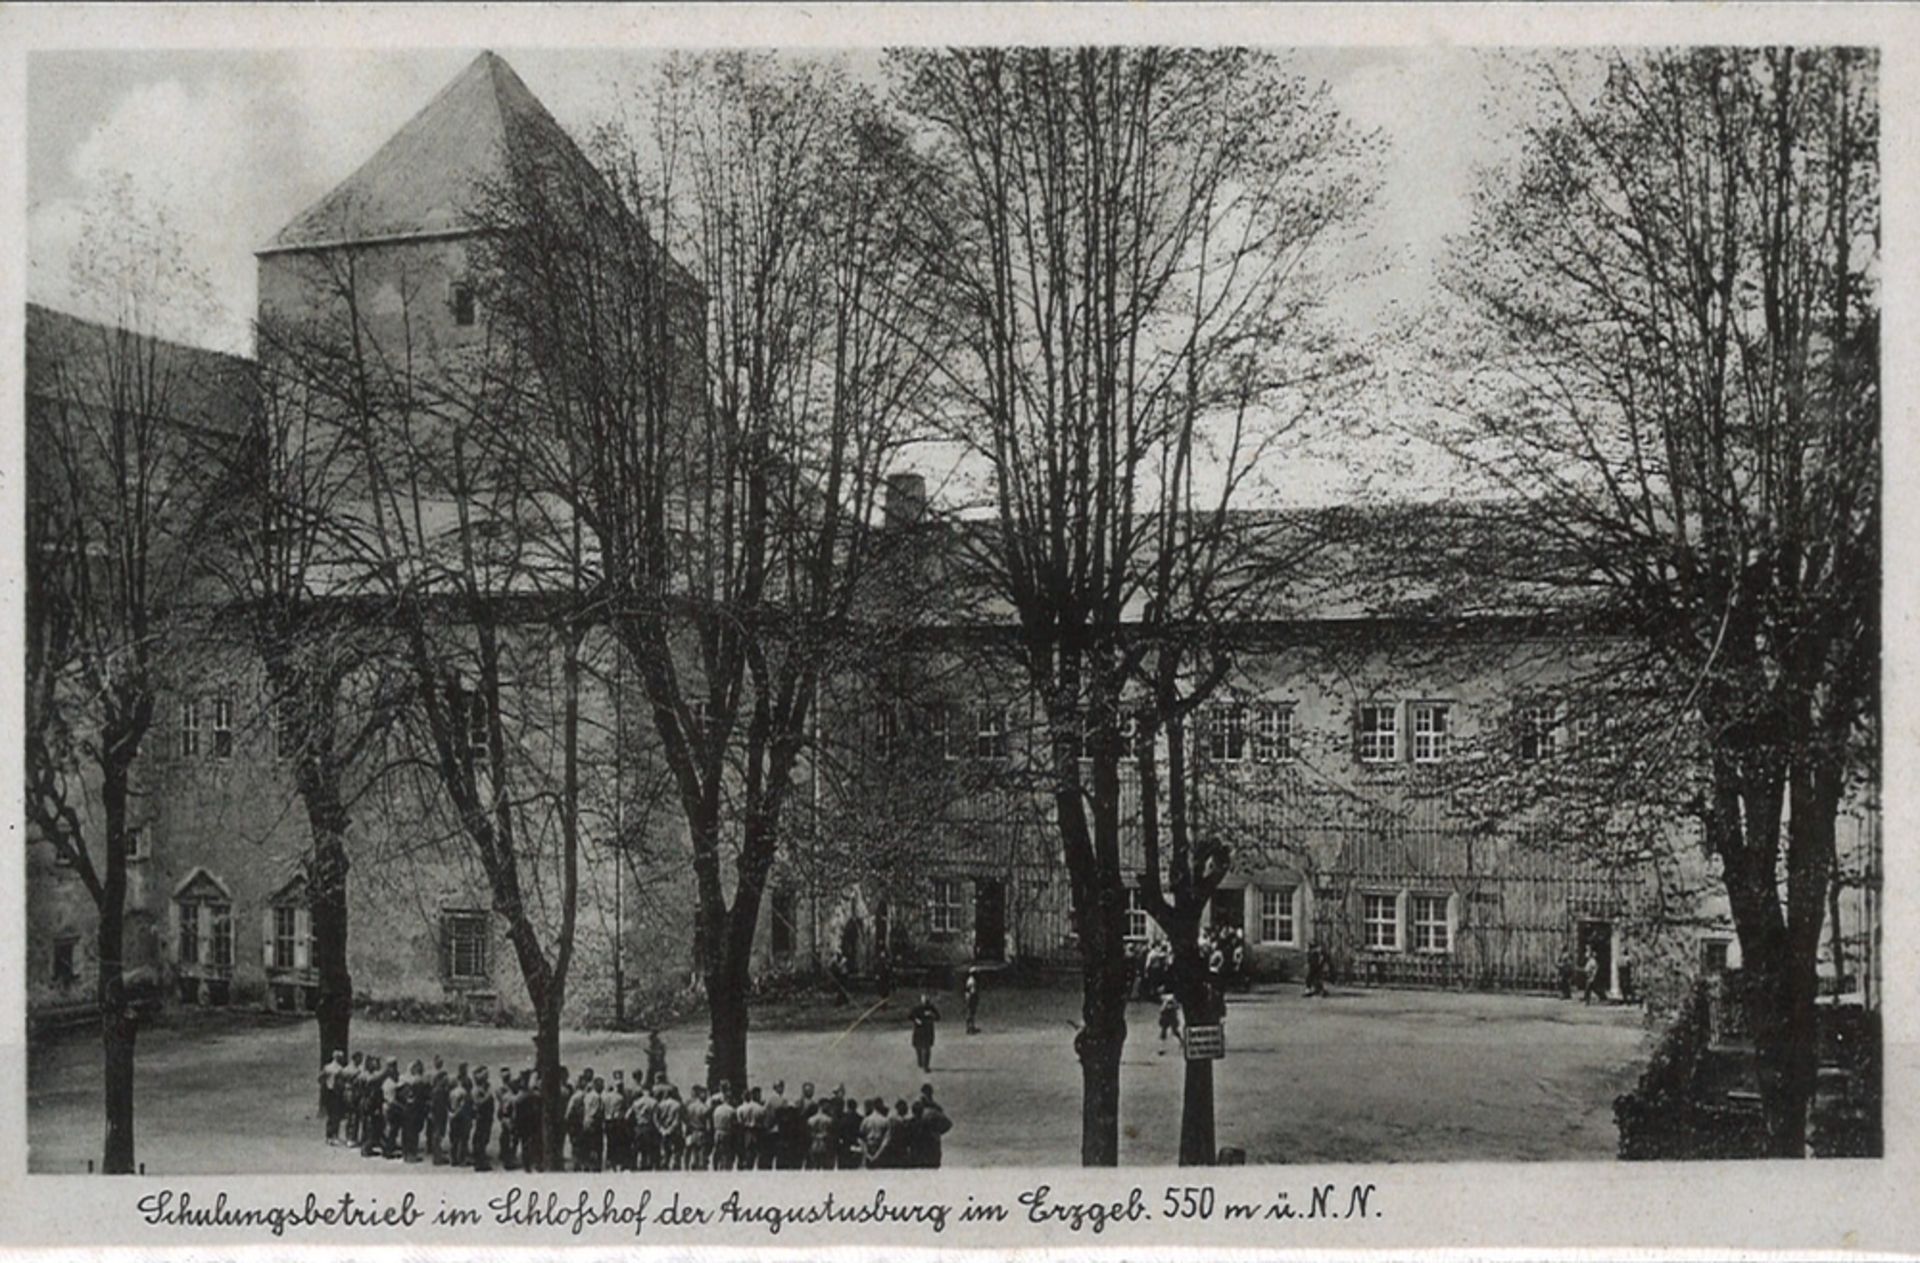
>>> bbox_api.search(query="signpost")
[1184,1023,1226,1061]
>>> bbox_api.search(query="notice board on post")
[1184,1024,1226,1061]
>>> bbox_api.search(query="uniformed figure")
[738,1086,767,1170]
[654,1085,685,1170]
[382,1058,406,1159]
[343,1053,365,1146]
[709,1084,739,1171]
[907,994,942,1072]
[566,1068,592,1171]
[359,1057,387,1158]
[426,1068,450,1163]
[807,1097,837,1169]
[631,1083,658,1171]
[604,1072,632,1172]
[402,1059,429,1162]
[470,1070,495,1172]
[964,969,981,1034]
[517,1072,545,1172]
[320,1049,348,1144]
[646,1029,668,1089]
[916,1084,953,1168]
[448,1068,473,1167]
[684,1084,713,1171]
[834,1089,865,1169]
[496,1070,519,1169]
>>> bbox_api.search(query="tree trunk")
[534,1005,564,1173]
[1075,900,1130,1166]
[1169,933,1216,1165]
[98,755,136,1174]
[306,796,353,1066]
[706,957,751,1093]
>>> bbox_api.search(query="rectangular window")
[273,905,299,970]
[52,936,78,987]
[1412,894,1451,953]
[1358,704,1398,764]
[1700,938,1732,974]
[212,694,234,759]
[209,904,234,968]
[929,877,962,937]
[451,281,476,327]
[1207,704,1247,763]
[1252,703,1296,763]
[1363,893,1399,950]
[124,826,144,862]
[873,705,899,758]
[444,912,489,982]
[1411,702,1451,763]
[1259,887,1297,945]
[181,699,202,758]
[177,903,201,966]
[1125,887,1151,943]
[1519,703,1558,762]
[971,705,1008,760]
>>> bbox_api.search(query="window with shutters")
[443,911,489,983]
[1412,893,1452,953]
[176,886,234,971]
[1125,887,1152,943]
[212,693,234,759]
[1358,703,1398,763]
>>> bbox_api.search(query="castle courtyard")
[28,983,1649,1173]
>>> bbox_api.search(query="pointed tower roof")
[261,51,607,254]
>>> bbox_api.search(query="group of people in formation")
[315,1027,955,1171]
[1129,924,1258,1003]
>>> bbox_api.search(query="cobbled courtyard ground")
[28,982,1649,1172]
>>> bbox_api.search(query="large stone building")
[26,52,1882,1033]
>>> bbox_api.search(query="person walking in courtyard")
[964,968,981,1034]
[1582,948,1602,1005]
[1158,989,1183,1051]
[1304,943,1330,998]
[908,993,942,1072]
[646,1029,668,1088]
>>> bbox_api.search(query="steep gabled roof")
[260,51,610,254]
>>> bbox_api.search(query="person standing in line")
[684,1084,712,1171]
[917,1083,953,1168]
[709,1083,739,1171]
[631,1080,659,1172]
[1582,949,1602,1005]
[907,993,942,1072]
[964,968,982,1034]
[319,1049,347,1145]
[834,1090,865,1169]
[470,1069,495,1172]
[654,1084,685,1171]
[580,1075,607,1172]
[885,1097,913,1168]
[860,1097,892,1169]
[342,1052,365,1147]
[738,1086,768,1170]
[448,1068,472,1168]
[496,1069,519,1170]
[428,1065,451,1164]
[518,1071,546,1172]
[402,1059,429,1162]
[807,1097,837,1169]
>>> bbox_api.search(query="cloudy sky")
[28,46,1536,357]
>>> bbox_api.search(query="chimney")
[884,472,927,530]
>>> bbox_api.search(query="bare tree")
[1429,47,1879,1155]
[24,192,237,1173]
[197,322,412,1067]
[894,47,1373,1164]
[475,52,942,1089]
